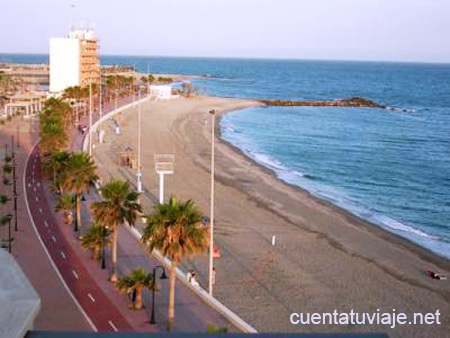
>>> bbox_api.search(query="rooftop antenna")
[70,2,75,32]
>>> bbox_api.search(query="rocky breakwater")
[260,97,386,109]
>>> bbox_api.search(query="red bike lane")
[24,145,134,333]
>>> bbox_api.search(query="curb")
[82,96,151,153]
[23,140,98,332]
[126,225,258,333]
[86,96,258,333]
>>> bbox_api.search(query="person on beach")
[188,271,199,287]
[190,274,199,287]
[187,269,194,283]
[427,270,447,280]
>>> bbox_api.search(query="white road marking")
[44,221,48,227]
[88,293,96,303]
[51,235,57,243]
[108,320,118,332]
[39,208,43,214]
[72,270,79,279]
[35,196,38,202]
[61,251,66,259]
[34,187,36,192]
[24,141,98,332]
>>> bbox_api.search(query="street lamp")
[13,192,18,232]
[99,70,102,119]
[11,135,18,232]
[16,126,20,149]
[101,225,109,269]
[136,90,143,193]
[208,109,216,295]
[89,78,93,156]
[6,213,13,253]
[150,265,167,324]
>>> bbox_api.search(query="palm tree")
[39,116,69,155]
[206,324,228,334]
[142,197,209,331]
[81,223,110,260]
[43,150,71,191]
[60,152,98,233]
[91,179,142,282]
[39,98,73,154]
[42,97,72,131]
[54,194,74,224]
[116,268,154,309]
[0,194,10,204]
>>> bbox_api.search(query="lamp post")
[6,213,13,253]
[89,78,93,156]
[115,76,118,112]
[99,70,102,119]
[11,135,18,231]
[208,109,216,295]
[101,225,108,269]
[136,90,143,193]
[150,265,167,324]
[13,192,18,232]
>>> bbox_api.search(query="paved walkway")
[22,94,236,333]
[25,146,135,332]
[0,118,91,331]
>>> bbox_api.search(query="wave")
[249,151,287,171]
[373,215,437,239]
[386,106,417,113]
[220,109,450,259]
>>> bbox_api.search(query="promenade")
[90,94,450,338]
[0,118,91,331]
[3,94,238,333]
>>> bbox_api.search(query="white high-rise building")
[49,28,100,93]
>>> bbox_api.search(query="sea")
[2,53,450,259]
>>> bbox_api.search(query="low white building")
[2,92,46,119]
[149,85,172,100]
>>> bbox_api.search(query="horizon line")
[1,51,449,66]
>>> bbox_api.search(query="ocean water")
[3,53,450,258]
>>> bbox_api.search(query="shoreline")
[215,109,450,270]
[93,94,450,336]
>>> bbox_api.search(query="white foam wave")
[373,215,437,239]
[386,106,417,114]
[221,124,449,258]
[250,152,286,171]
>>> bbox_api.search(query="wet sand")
[93,95,450,337]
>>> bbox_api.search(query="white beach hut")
[149,85,172,100]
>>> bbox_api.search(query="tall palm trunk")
[110,225,119,283]
[167,261,178,331]
[74,193,81,232]
[135,287,143,309]
[92,245,100,260]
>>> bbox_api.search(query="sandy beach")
[92,95,450,337]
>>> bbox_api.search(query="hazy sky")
[1,0,449,62]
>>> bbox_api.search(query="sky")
[1,0,449,63]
